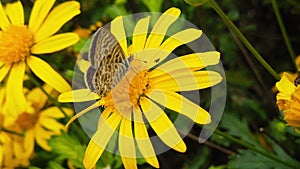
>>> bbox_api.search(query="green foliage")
[48,132,86,168]
[142,0,163,12]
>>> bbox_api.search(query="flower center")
[129,70,151,108]
[16,112,38,130]
[0,25,33,64]
[103,61,151,116]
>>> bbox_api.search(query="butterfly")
[84,27,133,97]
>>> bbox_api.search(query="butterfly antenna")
[64,102,100,132]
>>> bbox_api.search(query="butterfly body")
[85,27,132,97]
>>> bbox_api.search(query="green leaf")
[49,132,85,168]
[220,111,260,146]
[105,4,128,19]
[47,161,65,169]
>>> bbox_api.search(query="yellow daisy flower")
[276,72,300,127]
[0,0,80,117]
[0,87,29,168]
[0,85,73,168]
[59,7,222,169]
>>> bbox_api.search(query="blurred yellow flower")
[0,85,73,168]
[59,7,222,169]
[276,72,300,127]
[0,0,80,117]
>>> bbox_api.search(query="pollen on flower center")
[129,70,151,108]
[0,25,34,64]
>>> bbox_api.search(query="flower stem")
[208,0,280,80]
[1,127,24,136]
[271,0,297,69]
[213,129,298,168]
[26,71,69,118]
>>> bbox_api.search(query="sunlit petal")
[133,109,159,168]
[150,69,222,91]
[132,16,150,55]
[0,64,11,83]
[119,115,137,169]
[155,29,202,65]
[276,72,296,97]
[141,98,186,152]
[145,7,180,49]
[148,89,211,124]
[153,52,220,76]
[0,3,10,30]
[27,56,71,93]
[5,1,24,26]
[84,112,122,169]
[111,16,128,56]
[34,1,80,42]
[31,33,79,54]
[58,89,100,102]
[6,62,29,116]
[29,0,55,33]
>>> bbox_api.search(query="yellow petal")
[35,126,53,151]
[145,7,180,49]
[5,1,24,26]
[133,109,159,168]
[122,157,137,169]
[0,64,11,83]
[6,62,29,116]
[26,85,52,110]
[84,141,104,169]
[84,112,122,169]
[27,56,71,93]
[141,98,186,152]
[119,116,137,169]
[77,59,90,73]
[111,16,128,56]
[23,130,34,158]
[40,117,64,134]
[132,16,150,54]
[34,1,80,42]
[31,33,79,54]
[153,52,220,76]
[144,29,202,68]
[29,0,55,33]
[58,89,100,102]
[0,3,10,30]
[148,90,211,124]
[150,69,222,91]
[40,107,73,119]
[276,72,296,97]
[0,145,2,166]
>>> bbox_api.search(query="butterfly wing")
[85,27,130,97]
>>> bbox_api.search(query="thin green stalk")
[26,71,68,118]
[208,0,280,80]
[1,127,24,136]
[213,129,298,168]
[271,0,297,69]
